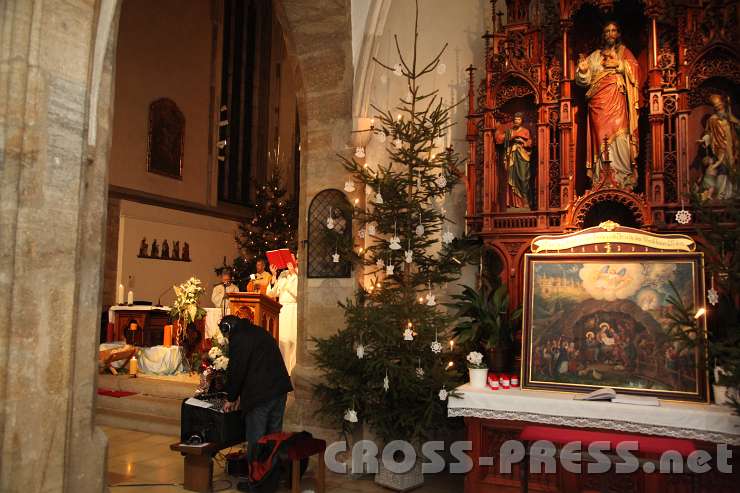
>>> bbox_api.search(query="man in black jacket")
[221,315,293,460]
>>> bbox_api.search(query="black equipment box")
[180,393,245,447]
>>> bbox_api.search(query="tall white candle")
[127,290,134,305]
[117,284,124,305]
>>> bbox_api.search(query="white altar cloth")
[448,384,740,445]
[136,346,183,375]
[204,307,224,340]
[108,304,171,321]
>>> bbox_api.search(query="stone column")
[273,0,355,440]
[0,1,120,491]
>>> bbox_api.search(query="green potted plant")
[449,282,522,373]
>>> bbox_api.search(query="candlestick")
[129,356,138,376]
[127,290,134,305]
[117,284,124,305]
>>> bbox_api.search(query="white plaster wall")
[356,0,491,292]
[115,201,239,307]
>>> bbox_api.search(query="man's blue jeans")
[244,394,287,460]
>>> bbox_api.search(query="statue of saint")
[698,94,739,200]
[496,112,532,209]
[161,240,170,259]
[576,21,640,189]
[151,239,159,258]
[138,237,148,257]
[172,240,180,260]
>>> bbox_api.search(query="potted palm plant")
[449,282,522,373]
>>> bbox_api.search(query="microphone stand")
[156,285,173,307]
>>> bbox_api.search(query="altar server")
[267,255,298,375]
[211,270,239,311]
[247,258,272,294]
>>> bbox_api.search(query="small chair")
[284,436,327,493]
[518,425,697,493]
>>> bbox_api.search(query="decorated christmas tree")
[218,171,298,288]
[313,2,470,446]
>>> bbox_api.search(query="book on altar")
[574,387,660,406]
[266,248,294,269]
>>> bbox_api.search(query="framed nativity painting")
[521,221,709,402]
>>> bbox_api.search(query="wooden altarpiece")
[465,0,739,302]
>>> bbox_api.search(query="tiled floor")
[103,426,464,492]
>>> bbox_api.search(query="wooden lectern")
[225,292,280,341]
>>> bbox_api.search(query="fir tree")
[313,1,470,445]
[218,171,297,287]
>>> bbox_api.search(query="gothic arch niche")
[566,189,650,230]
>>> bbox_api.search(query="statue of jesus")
[576,21,640,189]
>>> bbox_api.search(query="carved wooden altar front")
[465,0,739,302]
[225,292,280,341]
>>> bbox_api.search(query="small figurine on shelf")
[150,239,159,258]
[162,240,170,259]
[172,240,180,260]
[138,237,149,258]
[182,242,191,261]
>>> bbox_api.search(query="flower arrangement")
[466,351,487,369]
[195,334,230,395]
[170,277,207,326]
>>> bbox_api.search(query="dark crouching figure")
[220,315,293,491]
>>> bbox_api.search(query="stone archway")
[0,1,353,490]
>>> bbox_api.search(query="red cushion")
[520,425,696,456]
[286,438,327,461]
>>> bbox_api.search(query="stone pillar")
[273,0,355,440]
[0,1,120,491]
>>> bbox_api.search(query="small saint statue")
[161,240,170,259]
[698,94,739,200]
[172,240,180,260]
[151,239,159,258]
[182,242,190,261]
[496,112,532,209]
[138,237,148,257]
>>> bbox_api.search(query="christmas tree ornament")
[430,340,442,354]
[344,409,358,423]
[404,249,413,264]
[425,292,436,307]
[416,366,424,379]
[442,230,455,244]
[354,147,366,159]
[436,62,447,75]
[386,263,395,275]
[403,328,414,341]
[708,288,719,306]
[383,371,389,392]
[358,228,366,239]
[377,131,387,143]
[368,223,376,235]
[435,174,447,188]
[415,223,425,236]
[326,212,335,230]
[438,388,448,401]
[676,202,691,225]
[356,344,365,359]
[344,179,356,193]
[376,258,385,268]
[393,138,403,149]
[332,252,340,263]
[393,63,403,76]
[389,236,401,250]
[375,192,384,204]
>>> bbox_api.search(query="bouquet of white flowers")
[170,277,207,326]
[466,351,487,369]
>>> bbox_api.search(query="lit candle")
[129,356,138,376]
[117,284,124,305]
[127,290,134,305]
[449,340,454,351]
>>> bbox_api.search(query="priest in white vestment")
[212,270,239,312]
[267,258,298,375]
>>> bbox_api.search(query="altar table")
[449,384,740,493]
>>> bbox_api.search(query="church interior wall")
[113,200,240,308]
[108,0,218,206]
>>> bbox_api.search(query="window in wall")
[218,0,273,205]
[307,190,353,278]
